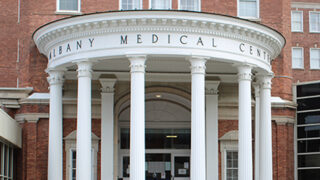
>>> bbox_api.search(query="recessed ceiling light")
[166,135,178,138]
[155,94,162,98]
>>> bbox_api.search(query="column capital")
[127,55,147,73]
[77,60,93,78]
[99,78,116,93]
[205,80,220,95]
[237,65,252,81]
[189,56,207,74]
[46,69,65,86]
[257,73,273,90]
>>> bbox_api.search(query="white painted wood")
[0,109,22,148]
[258,74,273,180]
[47,70,64,180]
[128,55,147,180]
[100,78,116,180]
[190,57,206,180]
[206,81,220,180]
[76,60,93,180]
[237,65,253,180]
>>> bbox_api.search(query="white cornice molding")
[15,113,49,123]
[33,11,284,63]
[292,2,320,9]
[272,116,295,125]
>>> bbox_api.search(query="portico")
[33,10,285,180]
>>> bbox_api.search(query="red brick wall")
[291,7,320,83]
[3,0,298,179]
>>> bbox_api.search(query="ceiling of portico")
[67,56,238,74]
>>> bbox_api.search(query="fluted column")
[190,57,206,180]
[258,74,273,180]
[206,81,220,180]
[100,78,116,180]
[254,84,260,180]
[128,55,146,180]
[76,60,93,180]
[237,65,253,180]
[47,69,64,180]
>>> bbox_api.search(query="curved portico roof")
[33,10,285,74]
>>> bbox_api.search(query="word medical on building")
[48,33,271,63]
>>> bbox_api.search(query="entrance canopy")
[33,10,285,74]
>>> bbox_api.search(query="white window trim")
[56,0,81,15]
[237,0,260,20]
[291,11,304,32]
[148,0,172,9]
[119,0,143,10]
[292,47,304,69]
[309,11,320,33]
[310,48,320,70]
[64,131,99,180]
[219,130,238,180]
[178,0,201,12]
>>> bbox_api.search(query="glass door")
[172,154,190,180]
[146,153,171,180]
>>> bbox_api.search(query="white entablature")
[33,10,285,73]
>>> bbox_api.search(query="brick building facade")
[0,0,319,180]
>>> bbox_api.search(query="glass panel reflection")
[298,154,320,167]
[298,112,320,125]
[298,169,320,180]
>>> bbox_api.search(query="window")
[0,142,14,180]
[296,83,320,180]
[292,11,303,32]
[238,0,259,19]
[226,151,238,180]
[179,0,200,11]
[64,131,99,180]
[57,0,80,12]
[292,47,304,69]
[220,130,238,180]
[310,12,320,33]
[69,149,95,180]
[310,48,320,69]
[150,0,171,9]
[120,0,142,10]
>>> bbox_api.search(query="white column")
[258,74,273,180]
[47,69,64,180]
[190,57,206,180]
[253,84,260,180]
[128,55,146,180]
[76,60,93,180]
[206,81,220,180]
[100,78,116,180]
[237,65,253,180]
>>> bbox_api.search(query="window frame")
[119,0,143,10]
[64,131,99,180]
[310,48,320,70]
[237,0,260,20]
[56,0,81,14]
[149,0,172,9]
[291,11,304,32]
[292,47,304,69]
[295,82,320,179]
[178,0,201,12]
[224,150,238,180]
[0,142,14,180]
[309,11,320,33]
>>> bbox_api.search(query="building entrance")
[119,128,191,180]
[120,152,190,180]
